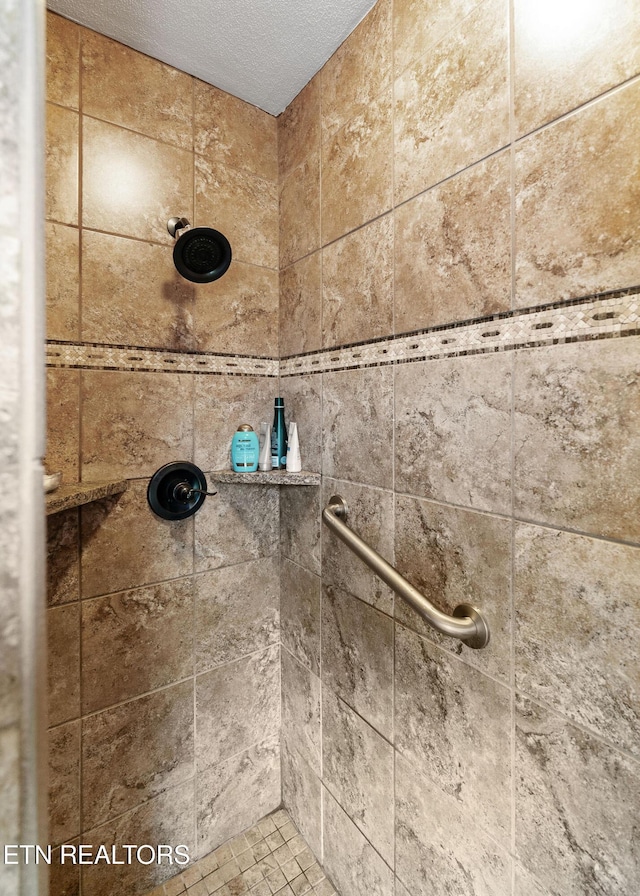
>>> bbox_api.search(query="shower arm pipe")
[322,496,490,650]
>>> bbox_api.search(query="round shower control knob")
[147,462,216,520]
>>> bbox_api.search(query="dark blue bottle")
[270,398,287,469]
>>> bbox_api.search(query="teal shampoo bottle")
[231,424,259,472]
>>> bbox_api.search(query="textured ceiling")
[47,0,378,115]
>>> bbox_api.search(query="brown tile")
[48,603,80,726]
[394,0,509,205]
[82,781,195,896]
[394,152,511,333]
[195,557,280,674]
[48,720,81,845]
[280,253,322,357]
[395,495,511,683]
[515,81,640,306]
[513,338,640,542]
[321,90,393,245]
[46,508,79,607]
[195,81,277,182]
[82,578,194,713]
[194,374,274,474]
[82,29,193,150]
[321,0,392,139]
[395,352,512,515]
[193,260,278,356]
[82,681,194,828]
[281,558,321,677]
[81,229,195,349]
[46,222,79,341]
[279,374,322,474]
[46,103,79,225]
[279,487,322,577]
[196,155,278,270]
[278,78,321,182]
[46,367,80,484]
[46,12,79,109]
[322,214,393,348]
[279,151,321,269]
[515,524,640,756]
[80,480,194,598]
[393,0,481,78]
[82,117,193,243]
[81,369,193,480]
[514,0,640,137]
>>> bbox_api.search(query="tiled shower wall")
[277,1,640,895]
[45,13,282,895]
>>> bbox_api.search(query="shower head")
[167,217,232,284]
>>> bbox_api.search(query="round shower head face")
[173,227,232,283]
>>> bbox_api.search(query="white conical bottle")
[285,422,302,473]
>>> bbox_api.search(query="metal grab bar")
[322,495,490,649]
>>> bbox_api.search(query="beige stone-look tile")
[396,753,512,896]
[83,117,193,243]
[280,487,321,577]
[395,352,512,515]
[394,0,509,206]
[322,788,394,896]
[197,736,280,857]
[279,151,321,269]
[195,557,279,674]
[46,222,79,341]
[321,0,392,139]
[46,12,80,109]
[281,559,321,677]
[515,81,640,305]
[516,695,640,896]
[322,366,393,490]
[394,152,511,333]
[281,740,322,863]
[322,479,394,615]
[322,215,393,348]
[193,260,278,356]
[278,78,321,182]
[393,0,481,78]
[195,80,277,182]
[395,495,511,683]
[46,367,80,483]
[82,781,195,896]
[322,690,394,865]
[82,681,194,829]
[82,230,195,350]
[46,103,78,225]
[82,578,194,713]
[50,845,81,896]
[48,720,81,846]
[82,29,193,150]
[321,90,393,246]
[46,508,79,607]
[515,524,640,756]
[514,0,640,137]
[396,624,512,847]
[513,338,640,542]
[196,645,280,770]
[48,603,80,726]
[280,252,322,357]
[194,375,274,474]
[194,483,278,572]
[80,480,194,598]
[282,647,321,775]
[81,369,193,480]
[279,375,322,474]
[322,584,394,740]
[196,155,278,270]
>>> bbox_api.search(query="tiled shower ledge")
[45,478,129,515]
[144,808,338,896]
[209,470,320,486]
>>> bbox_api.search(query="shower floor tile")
[145,809,339,896]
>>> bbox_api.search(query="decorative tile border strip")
[280,287,640,376]
[45,341,279,377]
[46,289,639,378]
